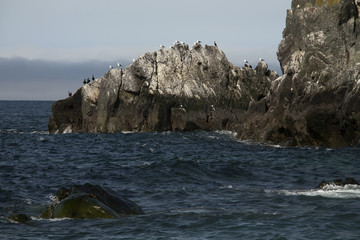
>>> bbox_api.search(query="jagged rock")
[316,177,359,189]
[49,44,277,134]
[49,0,360,147]
[41,183,144,219]
[237,0,360,147]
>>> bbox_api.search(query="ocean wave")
[214,130,238,138]
[0,129,49,135]
[276,185,360,199]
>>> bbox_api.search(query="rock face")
[237,0,360,147]
[49,43,277,134]
[41,183,144,219]
[49,0,360,147]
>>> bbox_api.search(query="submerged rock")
[41,183,144,219]
[8,213,31,223]
[316,177,359,189]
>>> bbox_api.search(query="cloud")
[0,49,282,100]
[0,57,131,100]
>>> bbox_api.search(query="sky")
[0,0,291,100]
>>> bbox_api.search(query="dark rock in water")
[41,183,144,219]
[316,177,359,189]
[8,213,31,223]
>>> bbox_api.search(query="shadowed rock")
[237,0,360,147]
[316,177,359,189]
[8,214,31,223]
[41,183,144,219]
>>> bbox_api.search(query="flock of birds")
[107,41,265,70]
[67,41,266,98]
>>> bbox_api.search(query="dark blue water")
[1,101,360,239]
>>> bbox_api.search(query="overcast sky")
[0,0,291,100]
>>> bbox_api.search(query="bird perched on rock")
[244,60,249,67]
[214,41,217,47]
[83,78,87,85]
[68,91,72,97]
[160,45,165,49]
[92,75,95,81]
[117,63,122,68]
[109,65,113,69]
[259,58,265,62]
[87,78,90,84]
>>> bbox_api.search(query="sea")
[1,100,360,240]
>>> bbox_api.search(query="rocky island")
[49,0,360,148]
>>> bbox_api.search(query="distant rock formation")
[316,177,359,189]
[49,43,277,134]
[49,0,360,147]
[237,0,360,147]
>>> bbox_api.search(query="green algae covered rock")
[41,183,144,219]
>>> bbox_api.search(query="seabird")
[244,60,249,67]
[92,75,95,81]
[87,78,90,84]
[117,62,122,68]
[83,78,87,85]
[133,59,135,62]
[160,45,165,49]
[259,58,265,62]
[68,91,72,97]
[197,40,201,44]
[109,65,113,69]
[214,41,217,47]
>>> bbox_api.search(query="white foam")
[215,130,238,138]
[277,185,360,199]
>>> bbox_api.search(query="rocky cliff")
[49,43,277,134]
[237,0,360,147]
[49,0,360,147]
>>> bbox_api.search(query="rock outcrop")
[41,183,144,219]
[49,0,360,147]
[316,177,359,189]
[8,184,143,222]
[237,0,360,147]
[49,43,277,134]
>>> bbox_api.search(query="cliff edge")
[237,0,360,147]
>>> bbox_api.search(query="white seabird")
[117,63,122,68]
[259,58,265,62]
[109,65,113,69]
